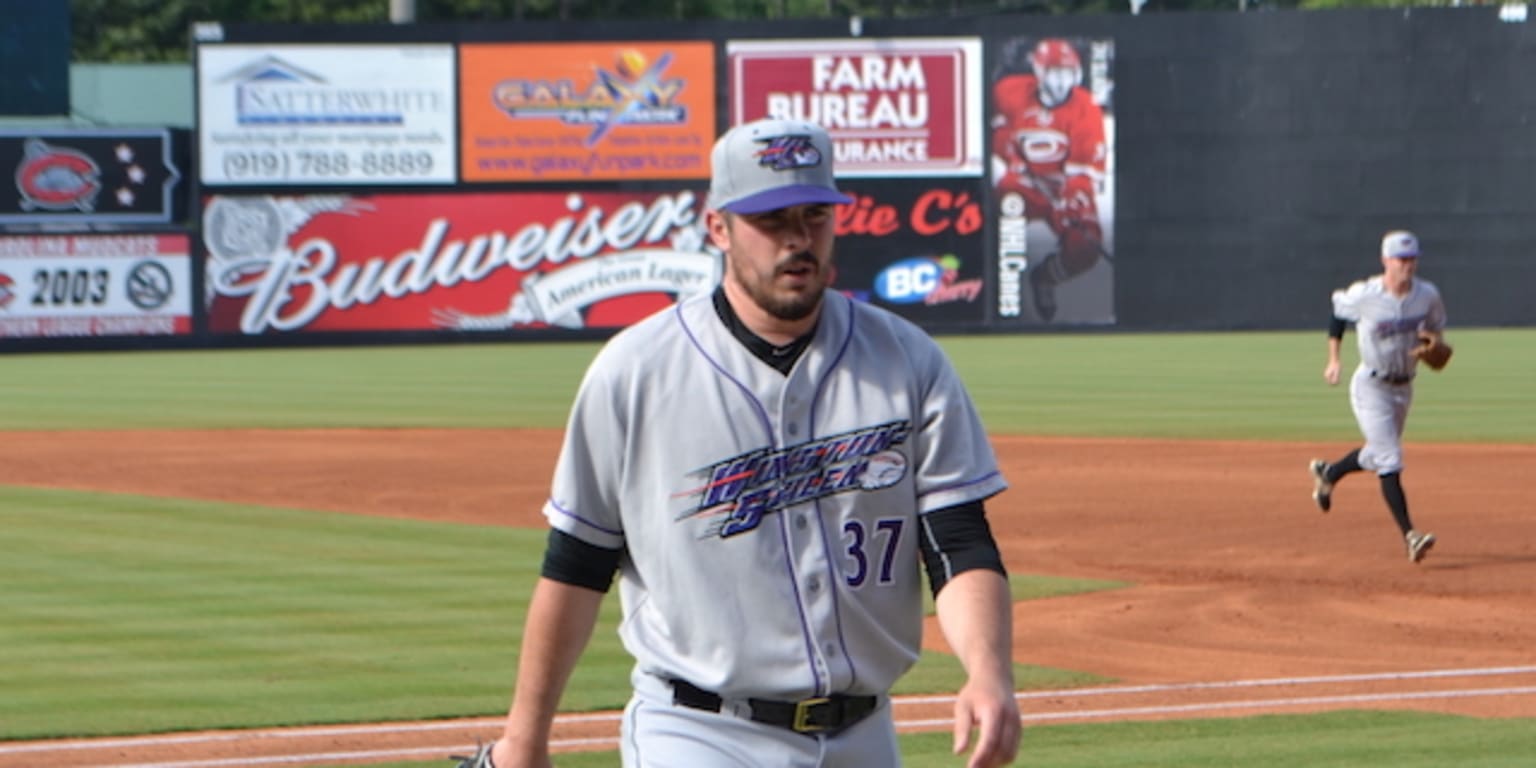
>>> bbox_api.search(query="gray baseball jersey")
[1331,275,1446,473]
[1332,275,1446,381]
[543,288,1007,701]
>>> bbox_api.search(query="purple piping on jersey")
[545,497,623,537]
[673,299,775,434]
[919,470,1004,501]
[624,698,643,761]
[805,294,863,694]
[674,299,825,694]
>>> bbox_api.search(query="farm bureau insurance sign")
[197,44,456,186]
[201,191,716,335]
[728,37,982,178]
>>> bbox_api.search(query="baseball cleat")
[1406,530,1436,563]
[1308,459,1333,512]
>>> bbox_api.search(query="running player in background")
[474,118,1021,768]
[991,38,1108,323]
[1309,230,1446,563]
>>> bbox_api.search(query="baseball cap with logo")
[1381,230,1421,259]
[707,118,853,214]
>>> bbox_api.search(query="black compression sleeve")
[917,500,1006,598]
[541,528,622,592]
[1328,315,1347,340]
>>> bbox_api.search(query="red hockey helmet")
[1030,39,1082,71]
[1029,39,1083,108]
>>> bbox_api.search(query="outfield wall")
[1,7,1532,352]
[1108,7,1536,331]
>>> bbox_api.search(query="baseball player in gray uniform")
[1309,230,1447,563]
[466,118,1021,768]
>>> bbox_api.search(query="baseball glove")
[448,741,496,768]
[1413,331,1453,371]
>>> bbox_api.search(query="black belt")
[670,679,879,735]
[1369,370,1413,385]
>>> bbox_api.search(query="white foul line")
[900,663,1536,705]
[4,665,1534,767]
[907,685,1536,728]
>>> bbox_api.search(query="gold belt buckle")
[792,696,833,732]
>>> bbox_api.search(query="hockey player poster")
[990,36,1115,326]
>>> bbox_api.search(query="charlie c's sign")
[726,38,983,178]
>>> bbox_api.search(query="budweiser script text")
[209,192,702,333]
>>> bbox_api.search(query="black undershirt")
[1328,315,1348,340]
[711,285,814,376]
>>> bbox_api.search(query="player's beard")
[731,250,830,322]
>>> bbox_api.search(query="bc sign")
[875,256,950,304]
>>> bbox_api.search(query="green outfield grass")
[1,329,1532,761]
[2,329,1532,440]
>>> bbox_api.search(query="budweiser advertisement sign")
[201,191,717,335]
[727,37,983,178]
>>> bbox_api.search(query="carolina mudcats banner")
[201,190,717,335]
[0,233,193,338]
[1,129,186,226]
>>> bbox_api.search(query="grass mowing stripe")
[0,343,597,430]
[0,486,550,738]
[1,330,1532,439]
[942,329,1536,441]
